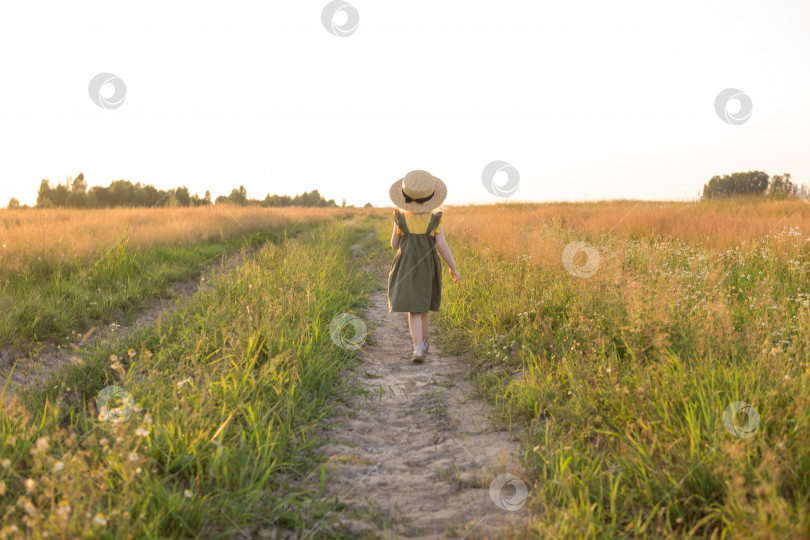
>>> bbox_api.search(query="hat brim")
[389,177,447,212]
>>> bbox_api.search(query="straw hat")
[389,170,447,212]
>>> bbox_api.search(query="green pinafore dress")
[388,210,443,313]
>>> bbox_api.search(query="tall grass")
[443,198,810,252]
[0,206,345,276]
[0,220,373,538]
[392,200,810,538]
[0,206,347,348]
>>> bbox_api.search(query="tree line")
[5,174,369,209]
[11,170,803,208]
[702,171,805,199]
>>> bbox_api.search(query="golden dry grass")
[440,198,810,261]
[0,205,353,276]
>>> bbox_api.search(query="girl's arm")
[434,231,461,284]
[390,222,400,250]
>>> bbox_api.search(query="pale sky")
[1,0,809,208]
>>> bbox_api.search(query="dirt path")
[313,269,531,538]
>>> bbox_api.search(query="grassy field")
[0,206,345,349]
[1,215,377,538]
[2,200,809,538]
[429,199,810,538]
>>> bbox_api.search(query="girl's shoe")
[412,344,427,363]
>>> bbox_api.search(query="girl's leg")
[420,312,430,343]
[408,312,423,345]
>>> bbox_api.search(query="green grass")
[383,220,810,539]
[1,219,376,538]
[0,228,312,350]
[6,206,808,538]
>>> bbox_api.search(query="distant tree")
[7,197,20,209]
[189,192,206,206]
[768,173,797,199]
[132,184,149,207]
[143,184,161,207]
[88,185,109,207]
[302,190,317,206]
[50,183,70,207]
[37,179,53,207]
[29,176,339,209]
[292,189,335,207]
[65,191,90,208]
[108,180,135,206]
[702,171,769,198]
[226,186,248,206]
[175,186,191,206]
[341,198,346,208]
[71,173,87,194]
[364,202,373,208]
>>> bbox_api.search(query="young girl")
[387,170,461,363]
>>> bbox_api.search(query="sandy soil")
[312,267,532,538]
